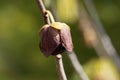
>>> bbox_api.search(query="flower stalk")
[37,0,68,80]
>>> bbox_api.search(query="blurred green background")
[0,0,120,80]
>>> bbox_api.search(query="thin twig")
[55,54,67,80]
[67,51,89,80]
[37,0,50,24]
[83,0,120,72]
[37,0,67,79]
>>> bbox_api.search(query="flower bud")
[39,22,73,57]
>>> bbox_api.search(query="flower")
[39,22,73,57]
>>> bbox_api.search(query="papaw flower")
[39,22,73,57]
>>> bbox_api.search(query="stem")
[37,0,50,24]
[55,54,67,80]
[45,10,55,23]
[67,51,89,80]
[37,0,67,79]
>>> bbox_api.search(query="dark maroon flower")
[39,22,73,57]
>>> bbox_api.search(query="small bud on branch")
[39,22,73,57]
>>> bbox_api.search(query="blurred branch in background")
[67,51,89,80]
[77,0,120,72]
[83,0,120,72]
[76,1,120,79]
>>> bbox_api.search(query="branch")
[37,0,67,80]
[37,0,50,24]
[55,54,67,80]
[67,51,89,80]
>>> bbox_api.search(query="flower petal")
[39,25,60,57]
[60,25,73,52]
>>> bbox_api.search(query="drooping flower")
[39,22,73,57]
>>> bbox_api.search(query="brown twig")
[37,0,50,24]
[55,54,67,80]
[37,0,67,80]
